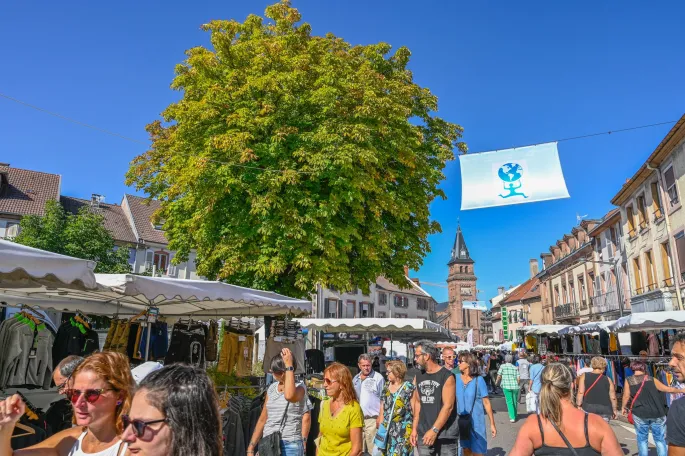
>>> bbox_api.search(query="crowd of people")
[2,335,685,455]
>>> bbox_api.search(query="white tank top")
[67,431,127,456]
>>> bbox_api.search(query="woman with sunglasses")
[249,348,308,456]
[0,351,134,455]
[318,362,363,456]
[122,363,222,456]
[456,353,496,456]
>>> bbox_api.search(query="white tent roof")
[0,239,97,289]
[608,311,685,332]
[296,318,456,342]
[523,325,570,335]
[558,320,616,335]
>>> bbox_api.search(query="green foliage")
[126,0,465,297]
[14,200,132,273]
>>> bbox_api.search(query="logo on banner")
[497,163,528,200]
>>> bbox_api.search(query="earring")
[116,401,122,405]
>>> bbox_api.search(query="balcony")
[554,302,579,320]
[591,291,622,315]
[631,289,674,313]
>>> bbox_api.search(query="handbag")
[373,383,407,450]
[457,378,478,441]
[628,375,647,425]
[258,400,290,456]
[526,391,537,413]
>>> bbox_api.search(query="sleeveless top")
[263,381,308,442]
[627,374,667,419]
[415,367,458,440]
[581,373,612,416]
[533,413,600,456]
[67,431,127,456]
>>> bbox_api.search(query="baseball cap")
[131,362,164,385]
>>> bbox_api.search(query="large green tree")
[126,1,465,297]
[13,200,131,273]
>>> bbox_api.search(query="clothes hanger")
[11,422,36,439]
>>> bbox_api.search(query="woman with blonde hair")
[510,363,621,456]
[375,360,415,456]
[0,351,134,455]
[317,362,363,456]
[576,357,618,422]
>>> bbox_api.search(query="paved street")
[483,393,656,455]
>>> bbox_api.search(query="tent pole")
[366,331,369,353]
[144,308,152,362]
[390,333,393,358]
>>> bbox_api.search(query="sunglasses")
[56,379,69,392]
[122,415,168,437]
[323,378,339,385]
[65,388,114,404]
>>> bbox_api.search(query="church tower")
[446,224,481,344]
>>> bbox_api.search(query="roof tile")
[0,167,60,217]
[124,194,168,245]
[60,196,137,244]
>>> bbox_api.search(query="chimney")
[91,194,104,208]
[498,286,505,295]
[0,163,9,173]
[0,163,9,197]
[529,258,539,278]
[411,278,421,286]
[404,265,409,277]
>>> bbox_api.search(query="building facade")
[538,220,599,325]
[445,225,482,343]
[500,259,542,340]
[587,209,631,319]
[611,116,685,313]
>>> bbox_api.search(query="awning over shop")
[608,311,685,332]
[0,239,97,289]
[295,318,456,342]
[523,325,570,335]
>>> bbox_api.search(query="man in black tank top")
[411,340,458,456]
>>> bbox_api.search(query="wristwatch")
[285,366,295,372]
[431,426,439,434]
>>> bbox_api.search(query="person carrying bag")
[372,383,407,455]
[458,380,478,441]
[258,401,290,456]
[627,375,646,425]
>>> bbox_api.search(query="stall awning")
[608,311,685,332]
[0,239,97,289]
[523,325,570,335]
[558,320,616,335]
[296,318,456,342]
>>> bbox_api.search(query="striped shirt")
[263,381,308,442]
[497,363,520,390]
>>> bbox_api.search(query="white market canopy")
[296,318,456,342]
[608,311,685,332]
[558,320,616,335]
[0,239,97,289]
[523,325,570,335]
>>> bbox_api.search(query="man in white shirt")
[353,353,385,454]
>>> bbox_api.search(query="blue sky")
[1,1,684,304]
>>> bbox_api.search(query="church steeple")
[448,223,474,265]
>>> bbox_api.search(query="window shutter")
[676,233,685,281]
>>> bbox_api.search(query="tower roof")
[448,224,474,265]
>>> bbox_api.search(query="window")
[377,312,386,318]
[396,313,408,318]
[4,222,19,238]
[608,227,617,257]
[633,257,643,294]
[359,302,373,318]
[677,232,685,283]
[661,242,673,286]
[644,250,657,291]
[626,206,636,236]
[152,219,166,230]
[378,292,387,306]
[325,298,338,318]
[343,300,355,318]
[417,298,429,311]
[153,251,169,272]
[553,286,560,305]
[569,281,575,303]
[578,275,586,301]
[651,181,664,219]
[664,166,679,206]
[393,295,409,308]
[637,195,647,229]
[588,272,595,297]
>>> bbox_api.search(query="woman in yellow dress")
[317,362,363,456]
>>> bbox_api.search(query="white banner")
[462,301,488,311]
[459,142,570,210]
[467,329,474,348]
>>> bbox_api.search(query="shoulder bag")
[628,375,647,425]
[258,399,290,456]
[458,378,479,441]
[373,383,407,451]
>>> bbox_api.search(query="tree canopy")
[13,200,131,274]
[126,0,465,297]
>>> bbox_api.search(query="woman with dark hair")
[318,362,363,456]
[249,348,307,456]
[0,351,134,455]
[510,363,620,455]
[621,360,680,456]
[456,353,496,456]
[122,363,222,456]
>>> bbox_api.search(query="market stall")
[608,311,685,332]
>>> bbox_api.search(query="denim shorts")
[280,439,304,456]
